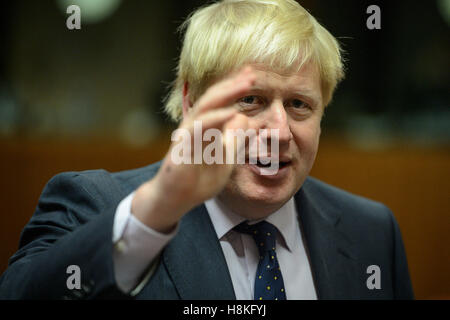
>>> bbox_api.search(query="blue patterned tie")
[234,221,287,300]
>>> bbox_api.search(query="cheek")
[245,117,260,131]
[291,120,321,159]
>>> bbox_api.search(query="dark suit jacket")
[0,162,414,299]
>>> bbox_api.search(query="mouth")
[246,157,292,178]
[254,159,291,169]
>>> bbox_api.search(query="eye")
[239,95,263,106]
[237,95,265,113]
[290,98,309,109]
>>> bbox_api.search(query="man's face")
[218,62,324,219]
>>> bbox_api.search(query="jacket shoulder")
[303,176,393,224]
[304,176,390,211]
[48,161,162,198]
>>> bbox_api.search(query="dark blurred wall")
[1,0,449,143]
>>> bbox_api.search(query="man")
[0,0,413,299]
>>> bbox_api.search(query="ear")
[182,81,192,118]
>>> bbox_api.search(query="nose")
[263,100,293,148]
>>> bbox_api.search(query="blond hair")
[164,0,345,122]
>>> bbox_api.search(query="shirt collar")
[204,196,298,252]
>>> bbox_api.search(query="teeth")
[259,165,280,176]
[248,158,280,165]
[257,161,271,167]
[258,157,272,164]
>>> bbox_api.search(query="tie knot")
[234,221,278,253]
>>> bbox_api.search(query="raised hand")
[131,66,256,233]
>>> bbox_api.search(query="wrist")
[131,175,187,234]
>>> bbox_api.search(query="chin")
[222,163,305,216]
[242,181,293,205]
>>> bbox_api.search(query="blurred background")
[0,0,448,299]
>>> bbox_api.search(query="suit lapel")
[295,181,360,299]
[141,162,360,299]
[162,204,236,300]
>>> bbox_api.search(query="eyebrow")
[248,86,269,93]
[248,86,322,107]
[292,90,322,107]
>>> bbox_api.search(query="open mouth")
[254,160,291,168]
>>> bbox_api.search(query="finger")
[195,107,238,131]
[194,66,256,115]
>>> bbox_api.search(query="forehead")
[249,62,319,85]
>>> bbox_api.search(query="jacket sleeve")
[389,210,415,299]
[0,171,132,299]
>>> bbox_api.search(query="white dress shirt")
[112,192,178,293]
[204,197,317,300]
[112,192,317,299]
